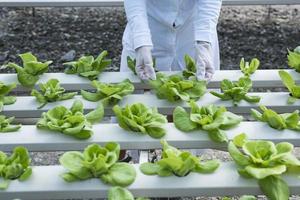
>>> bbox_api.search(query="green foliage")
[287,46,300,72]
[7,52,51,87]
[149,72,206,102]
[173,102,243,143]
[222,196,256,200]
[140,140,219,177]
[0,146,32,189]
[229,133,300,200]
[0,82,16,112]
[239,196,257,200]
[31,79,77,108]
[210,77,260,106]
[64,51,112,80]
[182,54,197,79]
[59,143,136,187]
[36,100,104,139]
[278,70,300,104]
[240,57,260,77]
[127,56,157,75]
[251,105,300,131]
[108,187,150,200]
[0,115,21,133]
[113,103,167,139]
[81,79,134,106]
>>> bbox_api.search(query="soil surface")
[0,5,300,200]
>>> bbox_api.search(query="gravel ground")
[0,5,300,200]
[0,5,299,71]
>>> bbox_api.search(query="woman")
[120,0,222,81]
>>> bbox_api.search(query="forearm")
[194,0,222,43]
[124,0,153,49]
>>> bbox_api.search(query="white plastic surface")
[0,163,299,199]
[1,92,300,118]
[0,69,298,91]
[0,122,300,151]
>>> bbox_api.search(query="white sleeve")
[124,0,153,50]
[194,0,222,43]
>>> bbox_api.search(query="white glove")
[135,46,156,81]
[195,41,215,81]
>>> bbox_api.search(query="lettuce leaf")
[81,79,134,106]
[64,51,111,80]
[60,143,136,187]
[31,79,77,108]
[240,57,260,77]
[182,54,197,79]
[140,140,219,177]
[36,100,104,139]
[173,102,243,143]
[7,52,51,87]
[278,70,300,104]
[0,82,16,112]
[210,77,260,106]
[0,146,32,190]
[251,105,300,131]
[113,103,167,139]
[0,115,21,133]
[150,72,206,102]
[287,46,300,72]
[229,133,300,200]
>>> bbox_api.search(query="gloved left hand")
[195,41,215,81]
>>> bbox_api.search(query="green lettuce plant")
[228,133,300,200]
[0,82,16,112]
[140,140,219,177]
[149,72,206,102]
[0,146,32,189]
[222,196,256,200]
[31,79,77,108]
[59,143,136,187]
[81,79,134,106]
[278,70,300,104]
[7,52,51,87]
[210,77,260,106]
[108,187,150,200]
[127,56,157,75]
[173,101,243,143]
[287,46,300,72]
[240,57,260,77]
[36,100,104,139]
[182,54,197,79]
[251,105,300,131]
[64,51,111,80]
[113,103,167,139]
[0,115,21,132]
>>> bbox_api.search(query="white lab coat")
[120,0,222,72]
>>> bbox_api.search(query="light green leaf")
[101,163,136,187]
[140,163,160,175]
[85,103,104,124]
[108,187,134,200]
[245,165,286,179]
[258,175,289,200]
[233,133,248,148]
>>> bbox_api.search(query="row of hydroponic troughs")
[0,47,299,200]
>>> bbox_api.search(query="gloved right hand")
[135,46,156,81]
